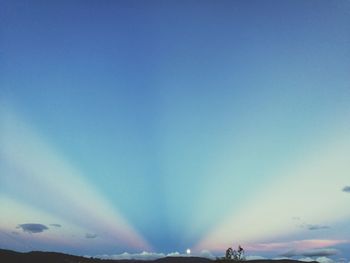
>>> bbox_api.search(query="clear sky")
[1,0,350,261]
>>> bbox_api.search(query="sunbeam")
[1,0,350,259]
[0,107,151,253]
[195,126,350,252]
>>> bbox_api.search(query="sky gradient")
[1,0,350,261]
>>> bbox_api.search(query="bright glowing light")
[186,248,191,255]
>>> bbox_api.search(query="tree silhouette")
[223,245,245,261]
[225,247,233,259]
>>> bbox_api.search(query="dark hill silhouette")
[0,249,319,263]
[0,249,137,263]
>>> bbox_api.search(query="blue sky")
[1,0,350,261]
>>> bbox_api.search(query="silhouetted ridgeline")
[0,249,133,263]
[0,249,318,263]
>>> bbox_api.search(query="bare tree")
[223,245,245,261]
[225,247,233,260]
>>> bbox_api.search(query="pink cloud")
[245,239,349,252]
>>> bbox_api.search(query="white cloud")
[97,251,190,260]
[96,250,216,260]
[199,250,215,259]
[94,251,346,263]
[97,251,165,260]
[246,255,267,260]
[300,257,319,262]
[300,256,335,263]
[298,257,350,263]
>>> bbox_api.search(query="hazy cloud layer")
[302,248,338,257]
[247,239,348,252]
[282,248,339,258]
[85,233,97,239]
[342,186,350,193]
[96,250,214,260]
[17,223,48,233]
[97,251,166,260]
[50,224,62,228]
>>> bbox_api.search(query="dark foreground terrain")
[0,249,317,263]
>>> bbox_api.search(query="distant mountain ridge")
[0,249,318,263]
